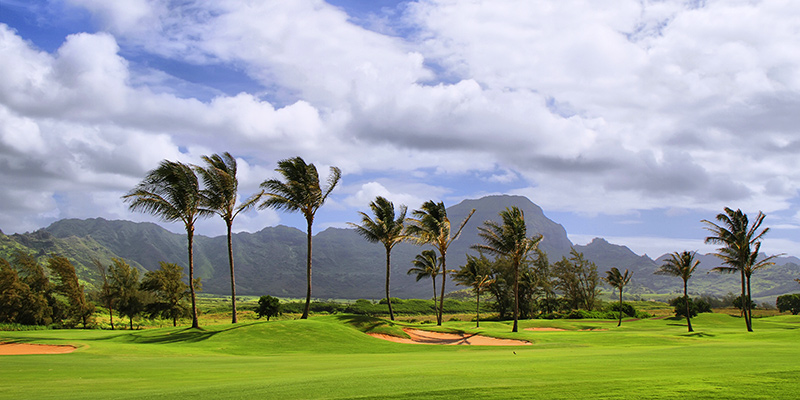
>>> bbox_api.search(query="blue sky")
[2,0,800,258]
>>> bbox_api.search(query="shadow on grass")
[122,324,251,345]
[333,314,387,334]
[681,331,716,338]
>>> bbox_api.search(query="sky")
[1,0,800,258]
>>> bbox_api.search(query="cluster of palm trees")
[655,207,778,333]
[125,154,779,333]
[124,154,340,327]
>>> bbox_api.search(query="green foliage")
[776,294,800,315]
[553,249,601,311]
[46,255,94,328]
[669,296,712,318]
[108,259,144,330]
[256,295,281,321]
[140,262,191,327]
[732,295,757,311]
[606,302,636,318]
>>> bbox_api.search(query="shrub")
[606,302,636,318]
[669,296,712,318]
[256,295,281,321]
[776,294,800,315]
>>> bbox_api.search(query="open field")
[1,313,799,399]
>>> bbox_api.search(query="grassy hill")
[1,314,799,399]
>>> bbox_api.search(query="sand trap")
[369,328,531,346]
[0,342,76,355]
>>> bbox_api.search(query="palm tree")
[471,206,542,332]
[408,250,440,307]
[702,208,777,331]
[655,251,699,332]
[454,254,495,328]
[407,200,475,325]
[348,196,407,321]
[197,152,262,324]
[604,267,632,327]
[259,157,341,319]
[123,160,211,328]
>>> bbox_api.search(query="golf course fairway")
[1,313,798,399]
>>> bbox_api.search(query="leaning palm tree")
[348,196,407,321]
[407,201,475,326]
[408,250,440,307]
[702,207,776,332]
[197,152,262,324]
[259,157,341,319]
[123,160,211,329]
[655,251,699,332]
[471,206,542,332]
[604,267,632,327]
[454,254,495,328]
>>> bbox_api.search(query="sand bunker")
[0,342,76,355]
[369,328,531,346]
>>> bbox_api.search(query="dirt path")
[0,342,76,355]
[369,328,531,346]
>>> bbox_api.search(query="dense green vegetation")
[1,313,799,399]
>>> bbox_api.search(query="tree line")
[0,251,192,329]
[3,152,792,333]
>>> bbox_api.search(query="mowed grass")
[1,313,799,399]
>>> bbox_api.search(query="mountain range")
[1,195,797,303]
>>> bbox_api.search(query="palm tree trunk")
[617,288,622,327]
[438,254,446,326]
[227,219,237,324]
[513,259,519,333]
[739,268,750,331]
[188,225,199,329]
[431,277,437,313]
[129,315,133,330]
[684,280,693,332]
[385,246,394,321]
[107,301,114,330]
[746,272,754,332]
[476,290,480,328]
[301,218,313,319]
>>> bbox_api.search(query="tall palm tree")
[197,152,262,324]
[604,267,632,327]
[408,250,440,307]
[702,208,776,332]
[123,160,211,329]
[348,196,407,321]
[259,157,341,319]
[471,206,542,332]
[407,200,475,326]
[454,254,495,328]
[655,251,699,332]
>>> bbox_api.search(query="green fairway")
[1,314,799,399]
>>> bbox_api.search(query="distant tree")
[703,207,778,332]
[407,200,475,326]
[454,254,495,328]
[140,262,192,327]
[655,251,700,332]
[669,296,711,318]
[604,267,632,327]
[260,157,341,319]
[92,258,115,330]
[553,249,600,312]
[776,294,800,315]
[732,295,757,314]
[46,255,94,328]
[12,251,54,324]
[531,249,558,315]
[349,196,407,321]
[108,259,144,330]
[197,152,262,324]
[472,206,542,332]
[124,160,212,329]
[257,295,282,321]
[0,258,31,324]
[408,250,440,306]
